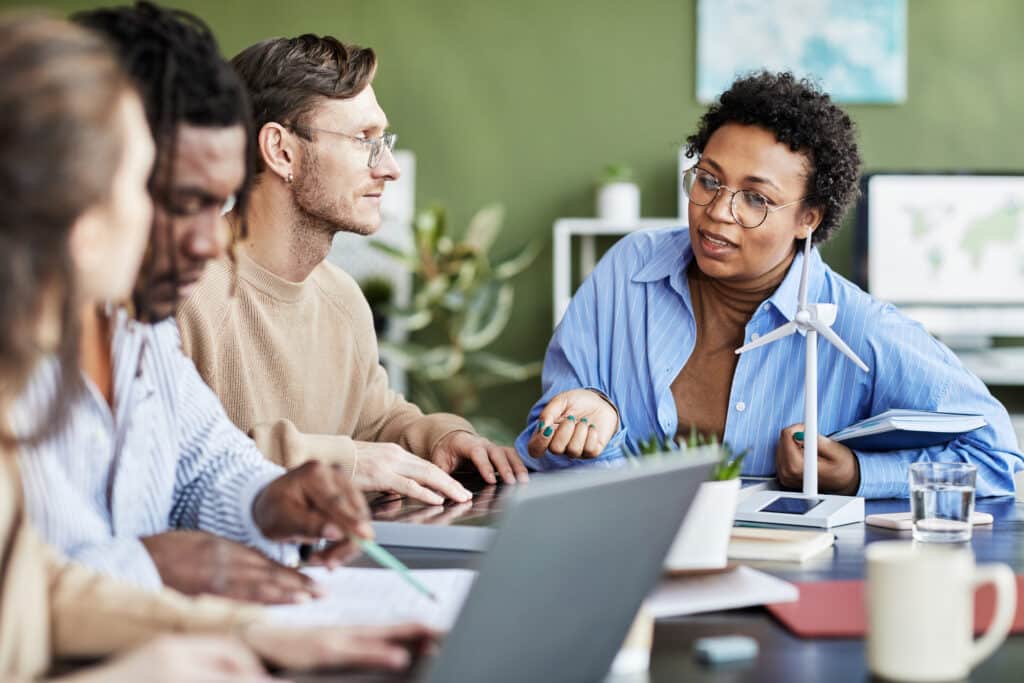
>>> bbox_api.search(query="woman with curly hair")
[517,71,1021,499]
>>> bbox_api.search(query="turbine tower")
[732,236,870,528]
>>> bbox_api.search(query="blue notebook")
[829,409,987,452]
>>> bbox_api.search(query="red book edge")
[765,577,1024,639]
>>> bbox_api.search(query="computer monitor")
[854,172,1024,339]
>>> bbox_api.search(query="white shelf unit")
[552,218,682,327]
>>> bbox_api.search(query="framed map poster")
[696,0,907,104]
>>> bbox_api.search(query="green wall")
[15,0,1024,434]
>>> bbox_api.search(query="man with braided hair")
[17,1,379,606]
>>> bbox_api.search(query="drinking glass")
[909,462,977,543]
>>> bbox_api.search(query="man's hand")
[430,431,529,485]
[242,622,439,672]
[527,389,619,459]
[141,530,321,604]
[352,441,472,505]
[775,424,861,496]
[252,460,373,548]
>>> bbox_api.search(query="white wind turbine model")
[732,236,871,528]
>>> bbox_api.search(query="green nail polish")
[581,417,588,424]
[794,431,804,442]
[536,421,545,433]
[567,415,576,422]
[543,426,553,437]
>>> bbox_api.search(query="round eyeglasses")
[288,124,397,169]
[682,167,811,229]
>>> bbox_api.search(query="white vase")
[596,181,640,222]
[663,478,741,571]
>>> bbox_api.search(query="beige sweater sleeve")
[353,359,474,458]
[249,419,357,475]
[48,543,263,658]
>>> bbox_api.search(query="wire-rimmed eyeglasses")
[683,167,812,229]
[287,124,397,169]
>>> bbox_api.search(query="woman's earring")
[286,172,294,184]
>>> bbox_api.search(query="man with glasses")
[177,34,529,508]
[518,71,1021,500]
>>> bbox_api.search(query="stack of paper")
[645,566,798,618]
[265,567,476,630]
[727,527,835,563]
[829,409,986,451]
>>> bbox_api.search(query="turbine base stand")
[733,491,865,529]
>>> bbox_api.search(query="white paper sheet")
[265,567,476,630]
[645,565,798,618]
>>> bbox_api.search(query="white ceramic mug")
[866,540,1016,681]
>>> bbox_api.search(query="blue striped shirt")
[515,227,1023,499]
[16,312,295,589]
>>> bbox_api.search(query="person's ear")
[797,204,823,241]
[69,207,105,283]
[258,122,298,184]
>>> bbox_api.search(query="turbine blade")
[813,322,869,372]
[735,322,799,354]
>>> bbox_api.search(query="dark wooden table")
[298,497,1024,682]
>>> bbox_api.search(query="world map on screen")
[867,176,1024,304]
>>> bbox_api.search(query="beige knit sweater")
[177,251,473,473]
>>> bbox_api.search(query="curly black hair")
[685,71,861,245]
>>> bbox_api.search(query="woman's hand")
[62,635,272,683]
[527,389,619,459]
[775,424,861,495]
[242,622,438,672]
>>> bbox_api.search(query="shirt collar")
[630,228,826,323]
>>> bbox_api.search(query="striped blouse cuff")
[71,537,165,591]
[235,467,300,566]
[854,450,911,499]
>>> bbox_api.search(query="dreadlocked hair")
[73,1,256,320]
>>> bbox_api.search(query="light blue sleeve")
[515,248,630,470]
[853,308,1022,499]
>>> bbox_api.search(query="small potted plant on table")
[627,428,746,571]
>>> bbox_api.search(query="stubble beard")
[289,149,376,267]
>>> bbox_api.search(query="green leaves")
[710,448,747,482]
[623,426,747,482]
[368,240,417,269]
[458,282,514,351]
[494,239,542,280]
[372,201,542,424]
[463,204,504,254]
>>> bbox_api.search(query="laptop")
[369,468,512,551]
[298,452,714,682]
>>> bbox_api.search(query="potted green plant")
[596,163,640,222]
[626,428,747,571]
[370,203,542,444]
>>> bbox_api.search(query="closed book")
[727,527,835,563]
[767,576,1024,638]
[828,409,986,451]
